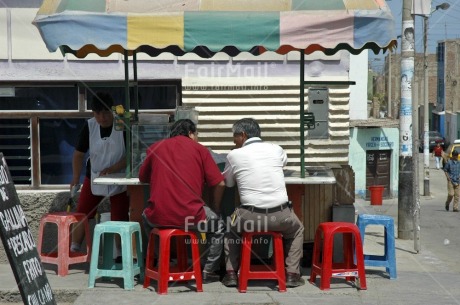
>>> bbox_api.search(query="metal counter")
[94,166,338,243]
[93,166,336,186]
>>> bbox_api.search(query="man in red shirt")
[433,143,444,170]
[139,119,225,282]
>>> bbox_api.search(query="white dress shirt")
[223,137,288,208]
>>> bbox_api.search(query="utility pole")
[421,2,450,196]
[423,15,430,197]
[388,51,392,118]
[398,0,417,242]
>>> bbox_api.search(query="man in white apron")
[70,92,129,262]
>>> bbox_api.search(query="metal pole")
[388,51,392,118]
[412,23,421,252]
[423,16,430,197]
[133,51,139,122]
[398,0,415,240]
[124,50,132,178]
[300,51,305,178]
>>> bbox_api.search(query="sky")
[370,0,460,72]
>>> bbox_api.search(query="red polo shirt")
[433,146,443,157]
[139,135,224,227]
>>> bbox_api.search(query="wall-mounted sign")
[366,136,394,149]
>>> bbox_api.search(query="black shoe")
[202,271,220,283]
[286,273,305,288]
[446,202,450,211]
[222,271,238,287]
[453,209,459,212]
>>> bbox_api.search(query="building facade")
[436,40,460,144]
[384,52,438,131]
[1,6,367,189]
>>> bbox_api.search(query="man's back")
[224,138,288,208]
[139,135,223,227]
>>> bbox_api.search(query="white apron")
[88,118,127,196]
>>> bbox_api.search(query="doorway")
[366,150,391,199]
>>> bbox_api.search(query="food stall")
[93,165,337,243]
[33,0,396,240]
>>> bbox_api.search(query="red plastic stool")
[238,231,286,293]
[309,222,367,290]
[37,212,91,276]
[143,228,203,295]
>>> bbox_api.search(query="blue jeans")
[435,156,442,169]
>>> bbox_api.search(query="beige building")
[384,52,438,124]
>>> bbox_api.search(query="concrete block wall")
[0,191,110,264]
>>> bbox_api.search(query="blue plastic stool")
[88,221,144,290]
[356,214,397,279]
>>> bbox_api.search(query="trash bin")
[368,185,384,205]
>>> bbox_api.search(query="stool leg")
[273,235,286,292]
[190,234,203,292]
[342,233,356,282]
[37,219,46,256]
[353,232,367,290]
[56,221,70,276]
[385,225,397,279]
[238,234,252,293]
[309,229,322,284]
[83,218,92,260]
[320,232,333,290]
[88,230,101,288]
[143,232,156,288]
[121,231,135,290]
[135,230,144,282]
[157,234,171,295]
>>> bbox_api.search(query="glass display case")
[131,121,170,177]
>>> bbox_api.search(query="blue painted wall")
[349,127,400,198]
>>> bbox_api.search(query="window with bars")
[0,119,31,184]
[0,81,179,187]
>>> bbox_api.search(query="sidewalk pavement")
[2,196,460,305]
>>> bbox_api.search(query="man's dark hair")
[232,118,261,138]
[453,150,459,157]
[170,119,196,137]
[91,92,113,112]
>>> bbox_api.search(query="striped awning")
[33,0,396,58]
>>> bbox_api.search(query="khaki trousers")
[447,180,460,211]
[224,205,304,274]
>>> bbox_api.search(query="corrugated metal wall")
[182,77,351,170]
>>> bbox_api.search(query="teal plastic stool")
[88,221,144,290]
[356,214,397,279]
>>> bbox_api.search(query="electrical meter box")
[131,123,170,177]
[308,88,329,139]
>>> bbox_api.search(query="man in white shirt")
[222,118,305,288]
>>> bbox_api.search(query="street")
[414,152,460,273]
[360,152,460,275]
[2,153,460,305]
